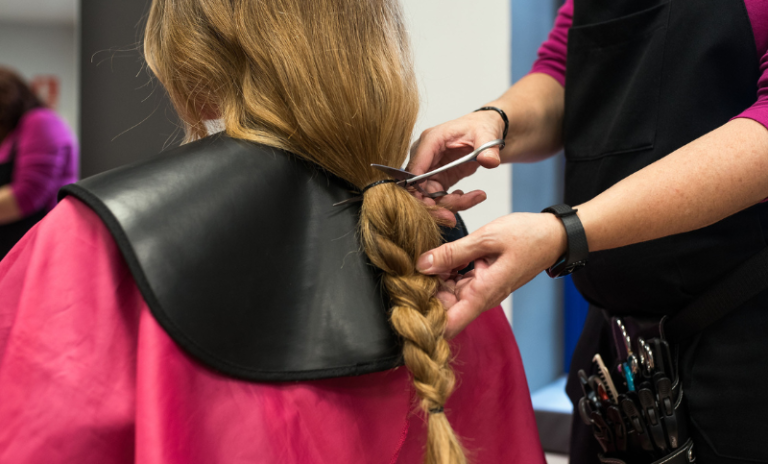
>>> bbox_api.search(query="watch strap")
[542,204,589,278]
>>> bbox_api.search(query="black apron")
[0,140,48,260]
[563,0,768,462]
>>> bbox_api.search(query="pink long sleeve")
[1,108,78,216]
[733,2,768,129]
[529,0,573,87]
[0,197,546,463]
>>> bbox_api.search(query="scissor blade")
[370,164,414,181]
[369,164,447,198]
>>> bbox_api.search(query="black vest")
[564,0,768,315]
[60,134,467,381]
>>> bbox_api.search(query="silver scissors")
[333,139,504,206]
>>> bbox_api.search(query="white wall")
[402,0,513,319]
[0,21,78,135]
[0,0,77,25]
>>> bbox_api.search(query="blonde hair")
[145,1,465,462]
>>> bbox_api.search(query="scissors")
[333,139,504,206]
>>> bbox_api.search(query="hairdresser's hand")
[417,212,567,338]
[409,110,505,183]
[407,110,505,224]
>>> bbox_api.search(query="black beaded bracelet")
[474,106,509,149]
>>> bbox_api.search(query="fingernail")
[416,253,434,272]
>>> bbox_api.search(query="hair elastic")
[429,407,445,414]
[332,179,399,207]
[361,178,398,194]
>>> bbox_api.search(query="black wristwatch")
[541,204,589,278]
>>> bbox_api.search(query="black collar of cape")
[59,134,469,382]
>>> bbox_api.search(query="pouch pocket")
[564,3,670,160]
[685,301,768,462]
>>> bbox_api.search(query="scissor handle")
[405,139,504,185]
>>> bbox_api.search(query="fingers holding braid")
[360,184,467,464]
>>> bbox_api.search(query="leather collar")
[61,134,468,381]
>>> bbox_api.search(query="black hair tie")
[361,178,397,194]
[429,407,445,414]
[332,179,399,207]
[474,106,509,149]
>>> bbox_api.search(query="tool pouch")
[579,247,768,463]
[579,315,694,464]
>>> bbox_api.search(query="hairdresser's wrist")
[479,101,509,146]
[482,96,541,163]
[486,74,565,164]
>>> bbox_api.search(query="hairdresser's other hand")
[417,212,567,338]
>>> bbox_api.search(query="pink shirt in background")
[530,0,768,129]
[0,108,78,216]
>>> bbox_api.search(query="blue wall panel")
[563,274,589,372]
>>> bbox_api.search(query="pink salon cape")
[0,197,546,463]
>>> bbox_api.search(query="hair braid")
[361,185,467,464]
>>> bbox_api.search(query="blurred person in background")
[0,67,78,259]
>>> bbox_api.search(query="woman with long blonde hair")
[0,1,545,463]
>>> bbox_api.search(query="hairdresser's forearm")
[576,118,768,252]
[0,185,23,225]
[486,73,565,164]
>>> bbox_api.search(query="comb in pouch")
[593,353,619,403]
